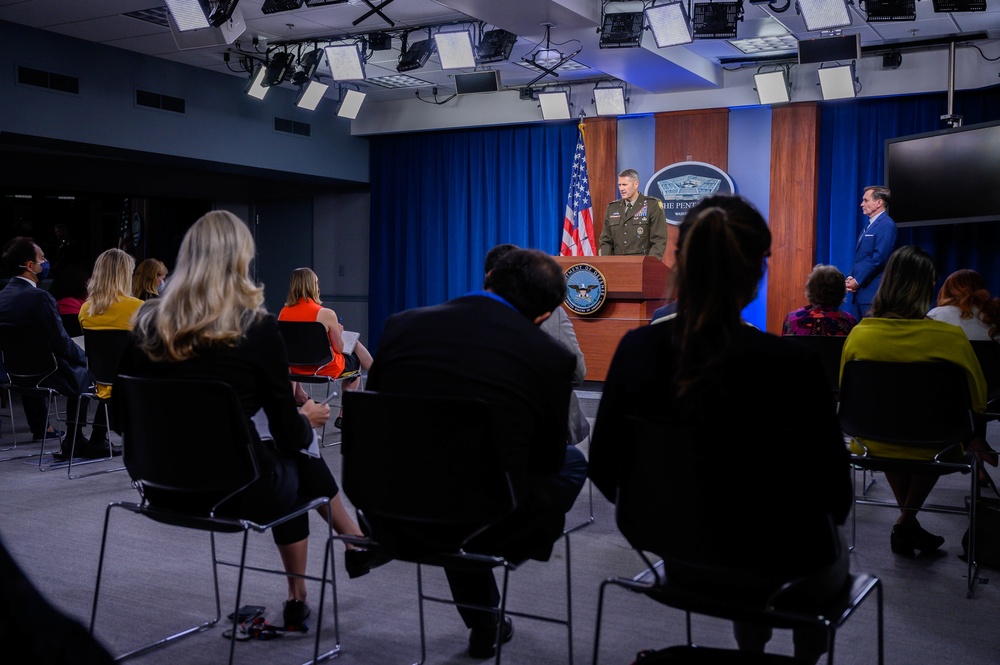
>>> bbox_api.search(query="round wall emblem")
[564,263,607,315]
[644,161,736,226]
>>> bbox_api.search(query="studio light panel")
[798,0,853,32]
[646,2,694,48]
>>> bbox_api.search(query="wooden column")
[767,103,820,334]
[584,117,618,246]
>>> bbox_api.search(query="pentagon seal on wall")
[564,263,607,315]
[644,161,736,226]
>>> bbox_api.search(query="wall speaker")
[797,34,860,65]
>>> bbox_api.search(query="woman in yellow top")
[79,248,143,452]
[840,245,990,557]
[278,267,373,425]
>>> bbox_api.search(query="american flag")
[560,123,596,256]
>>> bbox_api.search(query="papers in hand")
[251,408,321,459]
[341,330,360,355]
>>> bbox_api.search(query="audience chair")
[340,390,578,665]
[783,336,846,399]
[970,340,1000,420]
[592,416,883,665]
[838,360,979,597]
[64,329,131,479]
[61,313,83,338]
[277,320,363,445]
[90,376,340,664]
[0,324,67,465]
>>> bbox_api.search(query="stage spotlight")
[291,48,323,85]
[164,0,211,31]
[209,0,241,26]
[599,11,645,49]
[245,64,270,100]
[692,2,740,39]
[261,0,303,14]
[262,52,294,86]
[797,0,853,31]
[476,29,517,64]
[645,1,694,48]
[397,38,435,73]
[325,43,366,80]
[295,80,329,110]
[932,0,986,10]
[434,30,476,69]
[539,90,571,120]
[865,0,915,21]
[337,89,366,119]
[818,63,857,100]
[754,70,790,104]
[593,84,627,116]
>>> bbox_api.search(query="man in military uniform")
[598,169,668,260]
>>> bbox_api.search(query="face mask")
[37,260,50,280]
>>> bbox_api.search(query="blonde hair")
[133,211,265,362]
[285,267,322,307]
[87,249,136,316]
[133,258,167,299]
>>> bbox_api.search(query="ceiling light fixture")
[325,43,366,80]
[397,37,435,73]
[593,84,628,116]
[931,0,986,11]
[818,62,857,99]
[645,1,694,48]
[753,67,791,104]
[864,0,916,21]
[208,0,241,27]
[245,64,270,99]
[163,0,211,31]
[337,89,367,119]
[797,0,853,31]
[598,10,645,49]
[539,90,571,121]
[295,80,329,110]
[692,1,743,40]
[476,29,517,64]
[434,30,476,69]
[290,48,324,85]
[522,24,583,87]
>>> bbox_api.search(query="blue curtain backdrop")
[368,122,578,349]
[817,85,1000,301]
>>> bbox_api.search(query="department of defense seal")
[564,263,607,315]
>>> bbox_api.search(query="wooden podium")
[554,256,672,382]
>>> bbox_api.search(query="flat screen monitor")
[455,70,500,95]
[885,120,1000,227]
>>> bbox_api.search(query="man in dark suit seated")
[0,237,105,458]
[366,248,587,659]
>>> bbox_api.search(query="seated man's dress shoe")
[468,615,513,659]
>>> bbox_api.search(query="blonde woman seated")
[132,258,168,301]
[278,267,373,427]
[119,212,383,630]
[77,248,143,457]
[841,246,990,556]
[927,269,1000,341]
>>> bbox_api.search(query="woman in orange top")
[278,268,373,424]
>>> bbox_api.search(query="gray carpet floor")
[1,390,998,664]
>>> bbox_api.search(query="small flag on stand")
[560,120,597,256]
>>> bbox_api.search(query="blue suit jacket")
[850,213,897,316]
[0,277,88,395]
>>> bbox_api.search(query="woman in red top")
[278,268,373,423]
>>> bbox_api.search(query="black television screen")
[885,120,1000,227]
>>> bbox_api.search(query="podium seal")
[563,263,607,315]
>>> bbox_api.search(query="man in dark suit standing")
[366,248,587,658]
[0,237,99,456]
[846,185,897,319]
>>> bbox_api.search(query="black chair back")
[341,390,515,548]
[277,321,334,368]
[970,340,1000,403]
[783,335,847,397]
[838,360,975,448]
[0,324,58,386]
[115,376,258,512]
[83,329,131,386]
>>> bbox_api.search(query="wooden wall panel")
[653,109,730,270]
[583,117,618,245]
[767,103,820,334]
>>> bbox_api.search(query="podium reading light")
[797,0,852,31]
[818,63,856,100]
[645,1,694,48]
[754,70,790,104]
[325,43,366,81]
[164,0,211,31]
[539,90,571,121]
[434,31,476,69]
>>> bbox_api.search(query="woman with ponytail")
[589,195,851,664]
